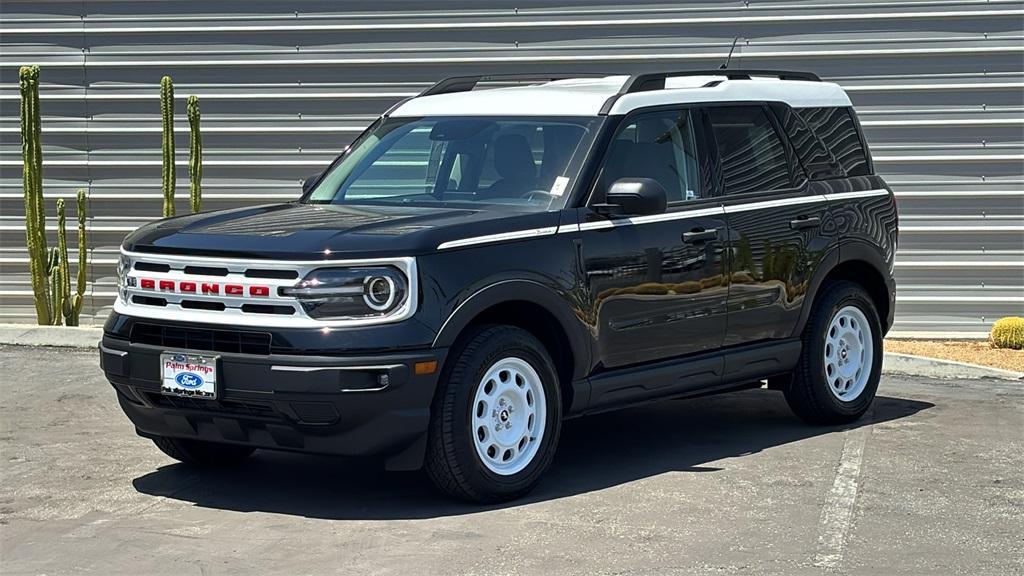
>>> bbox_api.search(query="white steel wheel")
[470,357,547,476]
[824,305,874,401]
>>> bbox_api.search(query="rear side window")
[772,104,842,180]
[798,107,871,176]
[707,106,793,195]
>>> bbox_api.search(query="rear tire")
[424,325,562,503]
[783,281,882,425]
[151,435,255,466]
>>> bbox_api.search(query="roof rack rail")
[419,73,613,97]
[619,69,821,94]
[595,69,821,114]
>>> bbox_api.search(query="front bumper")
[100,336,447,470]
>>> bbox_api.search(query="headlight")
[117,253,134,303]
[281,267,409,320]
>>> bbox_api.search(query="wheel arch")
[796,243,895,337]
[432,280,591,414]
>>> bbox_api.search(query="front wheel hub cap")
[471,357,547,476]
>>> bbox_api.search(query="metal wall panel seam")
[3,9,1022,35]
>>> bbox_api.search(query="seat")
[482,134,538,198]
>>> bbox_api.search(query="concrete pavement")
[1,345,1021,575]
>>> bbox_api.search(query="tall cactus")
[160,75,175,217]
[187,95,202,213]
[20,65,52,325]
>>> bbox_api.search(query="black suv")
[101,70,898,503]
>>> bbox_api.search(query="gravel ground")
[1,345,1022,576]
[885,340,1024,372]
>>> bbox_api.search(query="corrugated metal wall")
[1,0,1022,336]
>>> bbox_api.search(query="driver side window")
[596,109,702,204]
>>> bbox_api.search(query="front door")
[579,107,728,369]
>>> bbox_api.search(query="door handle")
[790,216,821,230]
[682,228,718,243]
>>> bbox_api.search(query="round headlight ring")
[363,275,397,311]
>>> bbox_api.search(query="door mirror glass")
[601,177,667,216]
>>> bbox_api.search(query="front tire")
[425,325,562,503]
[783,281,883,424]
[151,435,255,466]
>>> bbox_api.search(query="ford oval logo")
[175,372,204,389]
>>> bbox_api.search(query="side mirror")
[302,172,322,194]
[596,178,667,216]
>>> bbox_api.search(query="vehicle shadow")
[132,388,932,520]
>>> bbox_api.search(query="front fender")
[431,279,592,383]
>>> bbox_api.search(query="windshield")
[305,116,603,212]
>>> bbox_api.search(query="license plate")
[160,352,218,399]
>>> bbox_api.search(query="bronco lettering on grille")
[139,279,271,297]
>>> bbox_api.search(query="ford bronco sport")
[101,70,898,503]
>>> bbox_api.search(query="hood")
[122,202,558,260]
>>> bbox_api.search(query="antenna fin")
[720,37,742,70]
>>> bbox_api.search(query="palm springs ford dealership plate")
[160,353,218,399]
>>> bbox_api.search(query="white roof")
[390,74,851,117]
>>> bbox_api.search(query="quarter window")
[707,106,793,195]
[798,107,870,177]
[774,104,839,180]
[597,109,702,204]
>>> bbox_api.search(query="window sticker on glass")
[550,176,570,197]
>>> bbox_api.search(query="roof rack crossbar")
[419,73,613,97]
[620,69,821,94]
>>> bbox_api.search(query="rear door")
[579,107,728,368]
[703,104,833,346]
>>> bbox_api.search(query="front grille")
[130,322,272,355]
[148,393,276,418]
[126,256,305,319]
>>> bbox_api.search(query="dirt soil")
[885,340,1024,373]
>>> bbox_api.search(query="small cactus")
[20,64,52,325]
[160,75,176,217]
[60,190,88,326]
[73,189,87,322]
[990,317,1024,350]
[51,193,89,326]
[56,198,70,325]
[187,95,202,213]
[46,246,61,326]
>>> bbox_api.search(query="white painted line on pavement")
[813,426,870,570]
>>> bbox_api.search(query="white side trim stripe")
[823,189,891,201]
[723,194,827,214]
[436,226,558,250]
[576,206,726,231]
[434,189,890,249]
